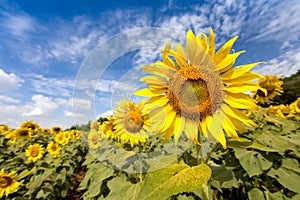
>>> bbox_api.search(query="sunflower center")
[297,101,300,109]
[167,65,224,119]
[124,111,144,132]
[51,145,57,151]
[92,136,99,145]
[30,149,38,157]
[0,176,12,188]
[19,129,29,136]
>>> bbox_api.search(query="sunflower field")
[1,29,300,200]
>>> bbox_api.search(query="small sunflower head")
[290,97,300,113]
[41,128,51,135]
[100,116,118,140]
[0,169,21,198]
[25,143,45,162]
[90,121,101,132]
[13,128,32,139]
[54,132,69,146]
[20,120,39,134]
[70,130,80,140]
[51,126,63,135]
[87,131,101,149]
[47,142,61,158]
[0,125,10,135]
[253,75,283,104]
[276,104,295,118]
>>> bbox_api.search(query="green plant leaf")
[248,188,265,200]
[211,165,233,181]
[227,138,278,152]
[106,175,142,200]
[235,149,272,177]
[268,167,300,193]
[137,163,211,200]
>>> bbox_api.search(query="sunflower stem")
[204,142,219,164]
[201,183,210,200]
[195,144,202,165]
[138,143,143,182]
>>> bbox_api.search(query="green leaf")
[248,188,265,200]
[137,163,211,200]
[211,165,233,182]
[235,149,272,177]
[106,175,142,200]
[254,131,290,154]
[227,138,278,152]
[268,167,300,193]
[282,158,300,174]
[16,169,31,180]
[264,191,290,200]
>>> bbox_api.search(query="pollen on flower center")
[167,65,224,120]
[124,111,144,132]
[31,150,38,157]
[0,176,12,188]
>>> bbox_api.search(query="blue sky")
[0,0,299,129]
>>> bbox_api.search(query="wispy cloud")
[22,94,58,116]
[0,68,23,92]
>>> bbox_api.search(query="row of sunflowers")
[1,28,300,199]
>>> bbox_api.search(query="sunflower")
[87,131,101,149]
[0,169,21,198]
[51,126,63,135]
[20,120,39,134]
[70,130,80,140]
[276,104,295,118]
[265,105,279,116]
[90,121,101,132]
[47,142,61,158]
[63,131,71,140]
[41,128,51,135]
[26,143,45,162]
[13,128,32,139]
[100,116,118,140]
[54,132,69,146]
[134,28,265,148]
[113,99,158,147]
[291,97,300,113]
[0,125,10,135]
[5,132,18,144]
[253,75,283,104]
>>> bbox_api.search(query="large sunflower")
[26,143,45,162]
[253,74,283,104]
[113,99,157,147]
[134,28,265,148]
[0,169,21,198]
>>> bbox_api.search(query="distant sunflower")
[0,125,10,135]
[20,120,39,134]
[63,131,71,140]
[253,75,283,104]
[13,128,31,139]
[276,104,294,118]
[47,142,61,158]
[90,121,101,132]
[54,132,69,146]
[265,105,279,116]
[51,126,63,135]
[113,99,155,146]
[41,128,51,135]
[291,97,300,113]
[26,144,45,162]
[5,132,18,144]
[135,28,265,148]
[0,169,21,198]
[100,116,118,140]
[70,130,80,140]
[87,131,101,149]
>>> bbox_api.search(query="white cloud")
[22,94,58,116]
[98,110,113,118]
[0,68,23,92]
[0,95,20,103]
[253,48,300,77]
[72,98,92,110]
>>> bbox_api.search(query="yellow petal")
[225,95,259,111]
[222,105,257,128]
[146,96,169,107]
[134,88,165,97]
[222,72,264,84]
[207,112,227,148]
[223,115,239,139]
[222,62,266,80]
[214,36,238,65]
[217,51,245,72]
[141,64,173,79]
[208,27,215,57]
[225,82,263,93]
[173,115,185,144]
[140,75,168,87]
[184,118,198,141]
[161,110,177,133]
